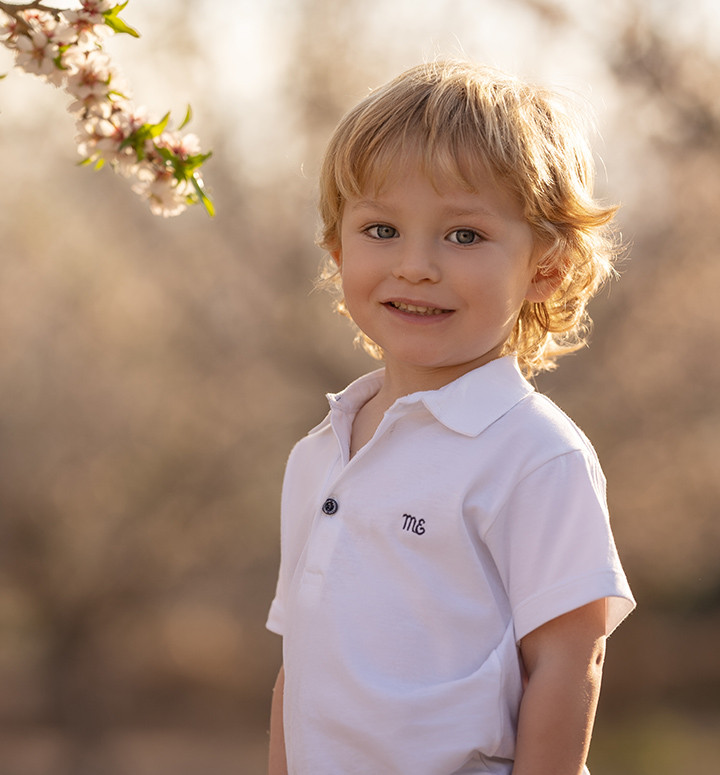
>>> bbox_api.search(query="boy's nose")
[392,241,441,283]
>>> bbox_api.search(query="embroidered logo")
[402,513,426,535]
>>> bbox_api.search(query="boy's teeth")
[392,302,445,315]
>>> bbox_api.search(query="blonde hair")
[317,60,620,376]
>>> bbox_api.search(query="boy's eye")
[366,224,398,240]
[448,229,482,245]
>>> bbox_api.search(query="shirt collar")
[326,368,385,416]
[327,357,534,438]
[412,356,535,436]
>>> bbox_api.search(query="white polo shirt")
[267,356,635,775]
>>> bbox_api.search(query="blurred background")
[1,0,719,773]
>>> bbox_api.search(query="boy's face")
[332,164,556,388]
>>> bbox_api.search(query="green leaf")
[108,88,132,101]
[120,113,171,160]
[154,145,212,184]
[153,146,185,181]
[179,105,193,131]
[156,147,176,164]
[147,112,171,139]
[182,150,212,175]
[103,3,140,38]
[191,173,215,217]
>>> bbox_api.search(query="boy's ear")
[525,260,565,303]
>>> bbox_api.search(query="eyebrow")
[444,206,501,220]
[346,199,391,213]
[347,199,502,220]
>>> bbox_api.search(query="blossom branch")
[0,1,214,217]
[0,2,61,15]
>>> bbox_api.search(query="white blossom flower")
[19,9,57,37]
[61,6,113,50]
[65,0,115,23]
[68,89,113,118]
[12,10,77,79]
[99,112,147,174]
[75,103,152,179]
[109,145,144,177]
[156,131,202,159]
[48,22,77,47]
[62,45,90,72]
[76,109,123,153]
[65,49,114,100]
[133,169,190,217]
[14,31,56,77]
[75,113,114,157]
[0,13,20,41]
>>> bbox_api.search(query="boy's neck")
[348,367,430,460]
[378,349,505,404]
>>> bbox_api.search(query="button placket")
[300,495,341,585]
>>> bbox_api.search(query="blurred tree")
[1,1,719,773]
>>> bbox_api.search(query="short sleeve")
[483,449,635,642]
[265,433,323,640]
[266,586,285,636]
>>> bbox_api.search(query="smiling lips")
[387,300,452,316]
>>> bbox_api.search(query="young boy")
[266,60,635,775]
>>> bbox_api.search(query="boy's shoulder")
[511,389,597,456]
[420,358,597,459]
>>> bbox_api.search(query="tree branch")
[0,1,63,18]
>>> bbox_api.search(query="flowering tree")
[0,0,214,217]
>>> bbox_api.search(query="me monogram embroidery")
[402,513,426,535]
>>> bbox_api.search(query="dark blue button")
[322,498,339,516]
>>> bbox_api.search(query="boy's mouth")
[387,301,451,316]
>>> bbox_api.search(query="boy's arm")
[268,665,288,775]
[512,599,607,775]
